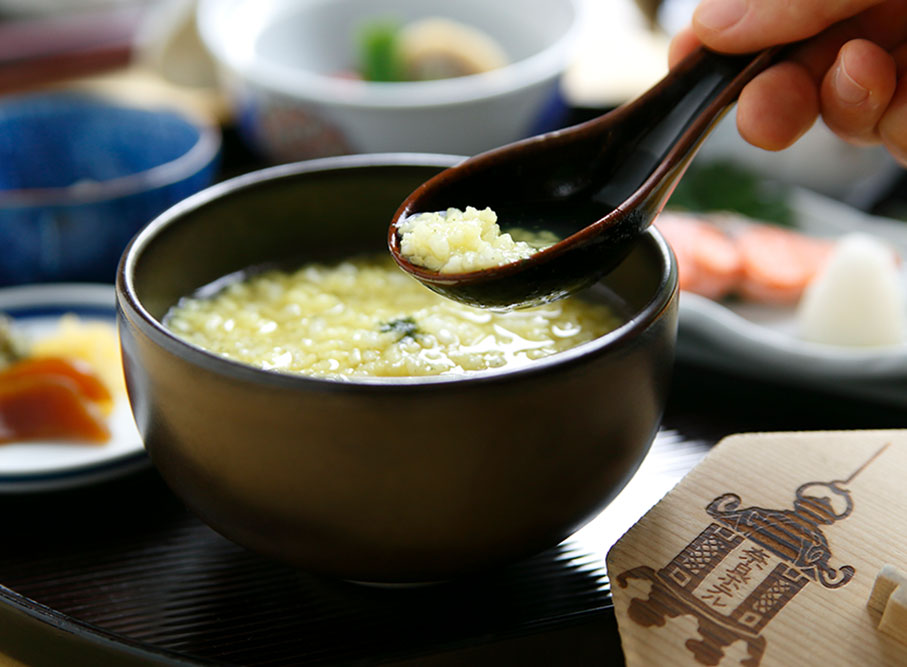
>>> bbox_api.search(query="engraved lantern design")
[616,471,868,667]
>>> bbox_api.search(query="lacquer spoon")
[388,45,779,309]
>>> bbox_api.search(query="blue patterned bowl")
[0,92,221,286]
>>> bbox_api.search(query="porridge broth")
[166,255,622,378]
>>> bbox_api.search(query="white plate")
[675,187,907,406]
[0,283,148,492]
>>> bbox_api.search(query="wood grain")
[607,430,907,666]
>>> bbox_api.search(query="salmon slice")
[656,213,743,300]
[736,225,835,305]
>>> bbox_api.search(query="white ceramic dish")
[674,187,907,405]
[0,283,148,493]
[197,0,580,160]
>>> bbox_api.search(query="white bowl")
[197,0,580,161]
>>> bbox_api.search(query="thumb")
[693,0,886,53]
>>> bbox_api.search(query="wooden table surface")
[0,359,902,667]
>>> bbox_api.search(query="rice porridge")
[166,256,620,379]
[395,206,557,273]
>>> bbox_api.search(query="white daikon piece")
[797,233,906,346]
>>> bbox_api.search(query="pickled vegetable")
[0,314,27,368]
[0,356,111,405]
[0,356,111,444]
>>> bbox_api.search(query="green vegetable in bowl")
[0,314,27,369]
[667,160,794,226]
[379,316,421,342]
[358,20,405,82]
[356,17,509,83]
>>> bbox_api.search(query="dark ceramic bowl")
[116,154,678,582]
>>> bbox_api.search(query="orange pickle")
[0,357,112,444]
[0,356,112,403]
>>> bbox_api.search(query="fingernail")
[834,60,869,105]
[695,0,748,32]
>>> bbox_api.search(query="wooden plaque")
[607,430,907,666]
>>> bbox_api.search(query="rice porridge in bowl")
[395,206,558,274]
[116,156,677,582]
[165,256,620,378]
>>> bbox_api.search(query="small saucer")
[0,283,148,493]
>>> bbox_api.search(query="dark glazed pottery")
[389,47,778,309]
[116,154,678,582]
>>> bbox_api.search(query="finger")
[668,27,703,68]
[792,0,907,81]
[821,39,898,144]
[736,62,820,150]
[878,49,907,165]
[692,0,886,54]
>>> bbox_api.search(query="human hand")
[669,0,907,166]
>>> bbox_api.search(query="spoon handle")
[594,46,780,213]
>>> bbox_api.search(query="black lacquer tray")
[1,363,903,666]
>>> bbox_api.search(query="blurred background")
[0,0,904,286]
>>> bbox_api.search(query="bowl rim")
[196,0,583,109]
[0,92,222,208]
[117,153,677,390]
